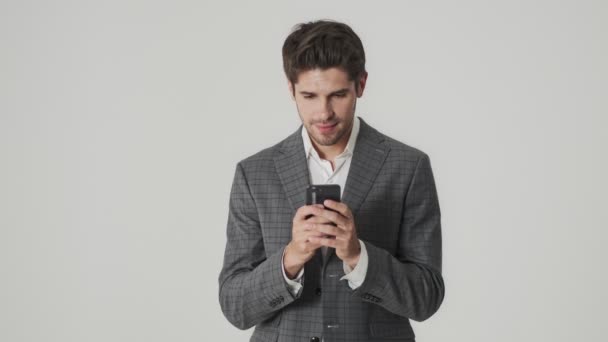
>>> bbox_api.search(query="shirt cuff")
[340,239,368,290]
[282,246,304,296]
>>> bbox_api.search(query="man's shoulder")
[364,119,429,162]
[238,144,279,167]
[386,135,429,164]
[235,129,299,170]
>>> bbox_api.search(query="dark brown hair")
[282,20,366,90]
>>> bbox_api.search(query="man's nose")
[317,98,334,118]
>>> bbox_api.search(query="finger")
[323,200,352,219]
[311,223,342,238]
[306,215,333,224]
[315,207,348,228]
[303,235,322,244]
[308,235,338,248]
[294,205,324,222]
[295,231,323,243]
[303,229,326,239]
[303,234,324,247]
[298,219,328,231]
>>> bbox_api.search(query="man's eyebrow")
[298,88,350,96]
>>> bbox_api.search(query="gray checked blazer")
[219,117,444,342]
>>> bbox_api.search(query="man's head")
[282,20,368,150]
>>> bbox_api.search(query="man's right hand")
[283,204,331,279]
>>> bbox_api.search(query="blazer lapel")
[341,117,391,216]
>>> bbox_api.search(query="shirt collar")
[301,116,360,160]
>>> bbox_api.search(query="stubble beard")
[310,118,351,146]
[303,101,357,147]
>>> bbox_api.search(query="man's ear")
[356,71,368,97]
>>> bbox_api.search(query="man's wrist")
[283,243,304,279]
[344,242,362,269]
[344,254,360,269]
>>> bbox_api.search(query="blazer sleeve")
[218,162,300,330]
[352,153,445,322]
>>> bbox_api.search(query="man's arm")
[352,153,445,322]
[340,239,368,289]
[218,163,300,330]
[282,247,304,296]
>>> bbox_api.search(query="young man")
[219,20,444,342]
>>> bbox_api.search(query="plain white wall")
[1,0,607,341]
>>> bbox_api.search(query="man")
[219,20,444,342]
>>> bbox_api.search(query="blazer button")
[310,337,320,342]
[315,287,322,296]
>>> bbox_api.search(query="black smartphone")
[305,185,341,228]
[306,184,340,238]
[306,184,341,206]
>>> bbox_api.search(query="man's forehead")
[296,67,349,82]
[293,68,354,93]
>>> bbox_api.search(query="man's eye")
[335,93,346,98]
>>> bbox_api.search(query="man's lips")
[317,122,338,133]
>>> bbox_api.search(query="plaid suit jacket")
[219,117,444,342]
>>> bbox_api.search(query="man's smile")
[317,122,338,133]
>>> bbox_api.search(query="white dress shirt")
[282,116,369,296]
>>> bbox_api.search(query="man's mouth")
[317,122,338,133]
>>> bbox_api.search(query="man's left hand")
[307,199,361,268]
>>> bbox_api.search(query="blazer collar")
[274,116,390,217]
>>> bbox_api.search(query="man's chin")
[311,133,339,146]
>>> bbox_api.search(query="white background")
[1,0,607,341]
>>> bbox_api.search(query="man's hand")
[307,200,361,269]
[283,204,328,278]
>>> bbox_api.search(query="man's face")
[289,67,367,147]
